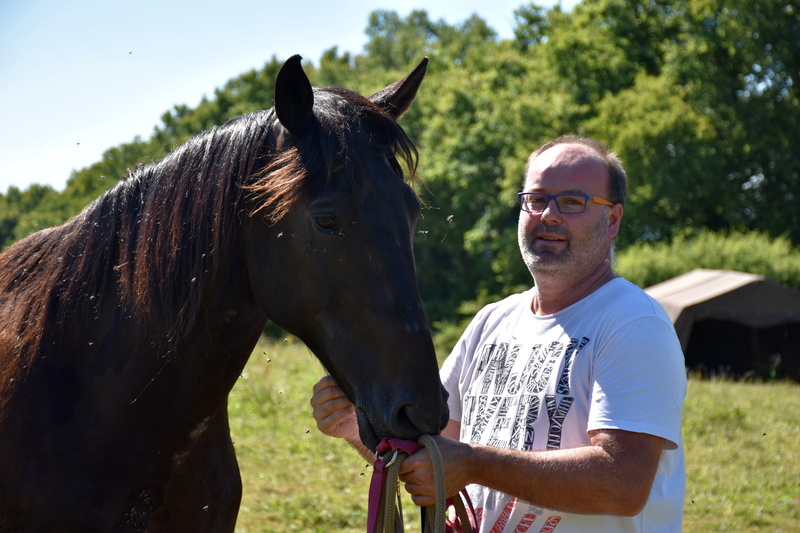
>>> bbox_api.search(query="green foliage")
[615,229,800,290]
[2,0,798,326]
[0,184,67,249]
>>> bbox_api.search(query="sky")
[0,0,575,193]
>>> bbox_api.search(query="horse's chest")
[120,486,163,531]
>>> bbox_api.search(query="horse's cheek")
[245,218,312,327]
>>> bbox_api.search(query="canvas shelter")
[645,269,800,379]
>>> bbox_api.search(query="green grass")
[230,337,800,532]
[683,378,800,531]
[229,337,374,532]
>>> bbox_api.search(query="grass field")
[229,337,800,532]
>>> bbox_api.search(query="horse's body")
[0,56,448,532]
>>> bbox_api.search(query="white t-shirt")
[440,278,686,533]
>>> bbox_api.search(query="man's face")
[517,144,622,280]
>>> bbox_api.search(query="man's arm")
[312,377,664,517]
[399,421,664,517]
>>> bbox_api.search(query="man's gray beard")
[518,216,612,281]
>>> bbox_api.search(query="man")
[311,135,687,532]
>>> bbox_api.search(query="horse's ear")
[274,54,314,134]
[369,57,428,118]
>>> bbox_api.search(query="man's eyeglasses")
[517,192,615,214]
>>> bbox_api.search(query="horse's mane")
[0,87,418,376]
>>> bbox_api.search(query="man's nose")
[540,198,563,222]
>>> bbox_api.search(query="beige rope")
[375,447,404,533]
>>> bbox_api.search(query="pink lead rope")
[368,438,421,533]
[367,436,477,533]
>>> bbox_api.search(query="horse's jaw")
[355,407,381,452]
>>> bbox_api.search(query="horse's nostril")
[391,403,420,439]
[391,402,446,440]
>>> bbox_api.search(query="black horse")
[0,55,448,532]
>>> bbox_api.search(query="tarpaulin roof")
[644,269,800,348]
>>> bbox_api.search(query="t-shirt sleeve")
[440,327,469,424]
[588,316,687,450]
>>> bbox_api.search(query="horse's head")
[244,56,448,450]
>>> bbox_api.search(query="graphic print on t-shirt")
[462,336,589,532]
[463,337,588,450]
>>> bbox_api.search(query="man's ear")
[608,203,623,240]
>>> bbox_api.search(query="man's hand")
[398,434,472,507]
[310,375,359,441]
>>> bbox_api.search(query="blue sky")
[0,0,574,192]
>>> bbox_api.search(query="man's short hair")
[525,135,627,206]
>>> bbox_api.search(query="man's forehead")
[526,144,608,184]
[531,143,603,170]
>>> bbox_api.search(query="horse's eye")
[314,215,340,235]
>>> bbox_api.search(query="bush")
[615,230,800,290]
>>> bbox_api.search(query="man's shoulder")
[599,278,667,317]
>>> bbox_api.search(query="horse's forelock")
[245,88,418,224]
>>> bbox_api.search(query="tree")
[529,0,800,244]
[4,2,798,328]
[0,185,63,250]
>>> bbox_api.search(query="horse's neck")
[198,255,268,353]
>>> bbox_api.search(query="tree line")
[2,0,799,328]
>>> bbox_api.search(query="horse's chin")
[356,407,381,452]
